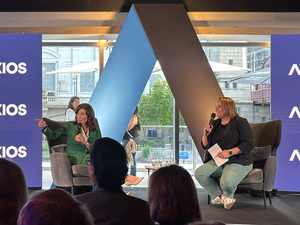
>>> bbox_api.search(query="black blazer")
[202,116,254,166]
[76,186,154,225]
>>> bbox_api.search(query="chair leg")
[262,191,267,209]
[71,186,74,196]
[267,191,272,205]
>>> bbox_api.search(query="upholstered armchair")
[43,117,93,195]
[238,119,282,209]
[207,119,282,209]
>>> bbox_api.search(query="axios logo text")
[289,149,300,161]
[0,146,27,158]
[0,104,27,116]
[289,107,300,118]
[0,62,27,74]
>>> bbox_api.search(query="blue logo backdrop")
[0,34,42,187]
[272,34,300,191]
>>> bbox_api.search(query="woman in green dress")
[37,103,101,165]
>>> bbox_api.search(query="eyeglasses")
[85,158,91,164]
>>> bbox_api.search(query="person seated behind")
[37,103,101,165]
[148,164,202,225]
[66,96,80,121]
[0,158,28,225]
[18,189,94,225]
[76,137,154,225]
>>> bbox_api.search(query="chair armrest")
[263,155,277,192]
[72,165,90,177]
[50,152,73,187]
[51,144,67,153]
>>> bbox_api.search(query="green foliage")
[139,77,186,126]
[142,146,150,158]
[140,138,158,147]
[42,143,49,151]
[139,77,173,125]
[140,138,172,149]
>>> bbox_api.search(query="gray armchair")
[238,119,282,209]
[207,119,282,209]
[43,117,93,195]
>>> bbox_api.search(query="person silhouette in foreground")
[18,188,94,225]
[0,158,28,225]
[148,164,202,225]
[76,137,154,225]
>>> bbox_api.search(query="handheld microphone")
[205,113,216,136]
[77,123,82,135]
[77,123,82,144]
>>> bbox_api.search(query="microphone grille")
[211,113,216,118]
[78,123,82,128]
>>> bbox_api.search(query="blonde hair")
[218,97,238,118]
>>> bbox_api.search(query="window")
[80,73,95,92]
[42,63,55,91]
[41,40,271,183]
[42,46,99,97]
[225,81,229,89]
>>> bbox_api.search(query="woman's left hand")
[75,134,89,148]
[75,134,85,143]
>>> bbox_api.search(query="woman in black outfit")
[194,97,254,210]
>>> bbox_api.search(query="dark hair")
[0,158,28,225]
[134,107,141,132]
[65,96,79,113]
[90,137,128,188]
[148,165,201,225]
[18,189,94,225]
[188,222,225,225]
[75,103,97,130]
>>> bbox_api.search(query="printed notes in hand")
[208,143,229,167]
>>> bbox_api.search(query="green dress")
[44,121,101,165]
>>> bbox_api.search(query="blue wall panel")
[272,34,300,191]
[89,7,156,141]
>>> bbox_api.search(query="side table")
[145,165,161,179]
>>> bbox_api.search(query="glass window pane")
[138,64,175,168]
[203,46,270,123]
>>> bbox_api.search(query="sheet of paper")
[207,143,229,167]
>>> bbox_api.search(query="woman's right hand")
[36,119,47,129]
[203,122,213,136]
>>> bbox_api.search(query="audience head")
[18,188,94,225]
[75,103,97,130]
[188,221,225,225]
[89,137,128,188]
[148,164,201,225]
[217,97,238,118]
[0,158,28,225]
[67,96,80,111]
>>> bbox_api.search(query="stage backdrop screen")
[271,34,300,191]
[0,34,42,187]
